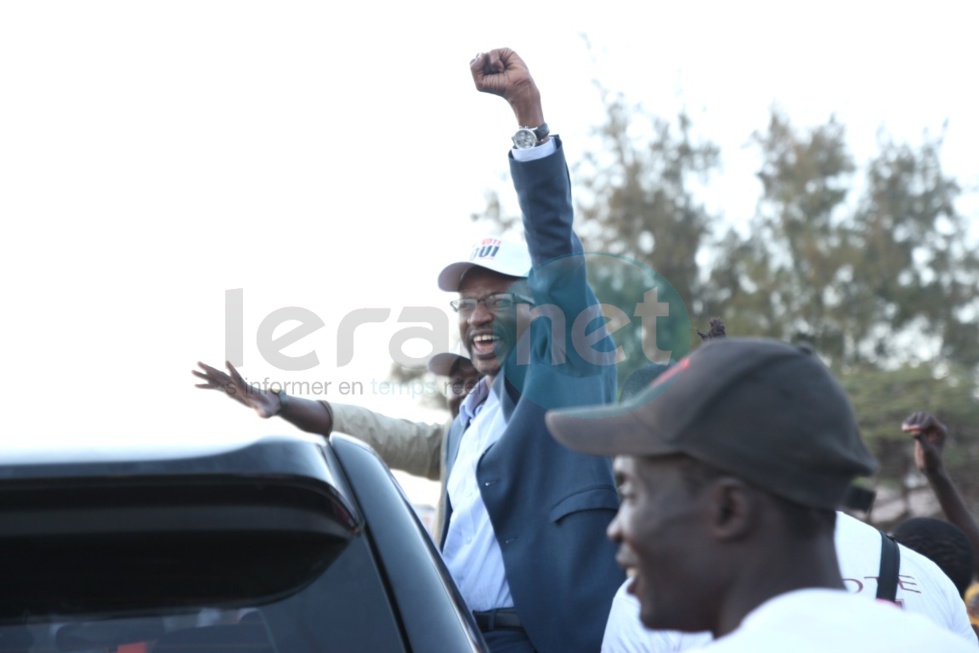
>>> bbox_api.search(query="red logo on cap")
[649,357,689,389]
[470,238,502,261]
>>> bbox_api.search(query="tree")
[575,92,720,320]
[706,109,858,363]
[850,128,979,367]
[467,93,979,518]
[572,93,720,384]
[707,110,979,371]
[387,362,448,414]
[472,92,720,387]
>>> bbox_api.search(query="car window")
[0,531,406,653]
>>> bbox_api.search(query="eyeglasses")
[450,292,534,315]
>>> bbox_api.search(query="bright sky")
[3,1,977,506]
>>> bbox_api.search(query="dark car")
[0,432,487,652]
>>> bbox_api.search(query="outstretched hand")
[470,48,544,127]
[901,411,947,476]
[193,361,280,418]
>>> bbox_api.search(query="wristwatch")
[272,389,288,416]
[512,122,549,149]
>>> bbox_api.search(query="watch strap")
[512,122,550,149]
[528,122,549,143]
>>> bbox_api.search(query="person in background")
[967,583,979,638]
[903,410,979,639]
[891,517,975,598]
[427,347,481,419]
[548,337,976,651]
[902,411,979,578]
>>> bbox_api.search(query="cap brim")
[427,352,471,376]
[438,258,530,292]
[437,262,478,292]
[545,382,682,458]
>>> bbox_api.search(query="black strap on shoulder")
[876,531,901,602]
[842,485,876,513]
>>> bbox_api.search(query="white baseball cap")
[437,236,532,291]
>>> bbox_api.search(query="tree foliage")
[852,130,979,367]
[707,112,857,361]
[575,93,720,319]
[707,111,979,370]
[470,93,979,518]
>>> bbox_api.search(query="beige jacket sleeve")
[325,401,444,481]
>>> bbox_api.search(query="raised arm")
[470,49,615,406]
[193,361,333,433]
[902,410,979,577]
[193,361,443,479]
[470,49,581,264]
[329,403,443,481]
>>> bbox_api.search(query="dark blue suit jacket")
[441,138,624,653]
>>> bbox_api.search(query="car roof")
[0,432,327,477]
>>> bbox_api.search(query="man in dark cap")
[546,337,976,651]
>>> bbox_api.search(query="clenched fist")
[470,48,545,128]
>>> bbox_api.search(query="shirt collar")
[460,376,491,421]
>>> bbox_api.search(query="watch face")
[512,128,538,149]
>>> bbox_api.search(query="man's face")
[608,455,717,633]
[456,268,531,378]
[446,362,481,418]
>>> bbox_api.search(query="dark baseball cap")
[545,338,878,510]
[426,347,474,377]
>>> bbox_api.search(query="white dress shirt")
[442,377,513,611]
[440,137,558,612]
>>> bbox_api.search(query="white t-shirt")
[693,588,976,652]
[601,512,977,652]
[601,590,710,653]
[834,511,974,640]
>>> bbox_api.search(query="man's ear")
[704,477,755,541]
